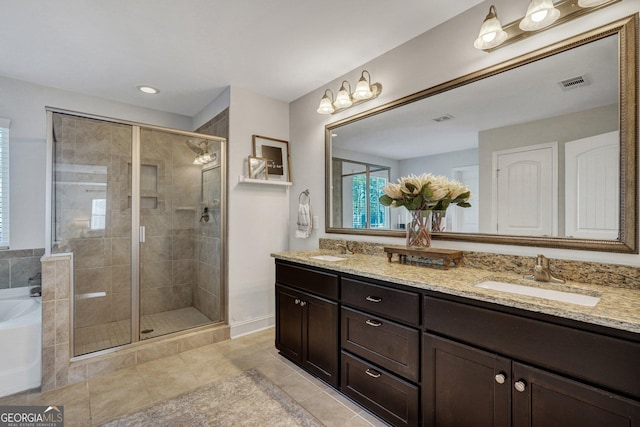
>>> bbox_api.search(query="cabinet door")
[275,284,303,363]
[512,362,640,427]
[303,292,339,387]
[423,334,511,427]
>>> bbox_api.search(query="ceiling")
[1,0,484,117]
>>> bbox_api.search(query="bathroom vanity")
[273,251,640,427]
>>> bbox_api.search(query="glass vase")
[406,209,432,247]
[431,209,447,232]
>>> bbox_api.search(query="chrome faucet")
[529,254,565,283]
[337,242,355,255]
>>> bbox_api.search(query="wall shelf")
[238,176,292,187]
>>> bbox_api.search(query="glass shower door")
[137,128,223,340]
[51,112,134,356]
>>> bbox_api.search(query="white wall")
[289,0,640,266]
[227,87,290,337]
[0,76,191,250]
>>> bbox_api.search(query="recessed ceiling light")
[137,85,159,94]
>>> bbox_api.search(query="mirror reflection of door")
[493,143,558,236]
[565,131,619,239]
[450,166,479,233]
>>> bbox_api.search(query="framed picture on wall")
[252,135,291,182]
[248,156,268,180]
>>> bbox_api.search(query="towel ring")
[299,189,310,204]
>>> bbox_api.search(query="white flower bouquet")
[379,173,472,211]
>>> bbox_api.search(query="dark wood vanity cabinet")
[340,277,421,427]
[275,263,339,387]
[274,260,640,427]
[423,296,640,427]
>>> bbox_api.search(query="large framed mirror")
[325,15,638,253]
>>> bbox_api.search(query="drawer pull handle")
[366,296,382,303]
[514,380,527,393]
[495,373,506,384]
[365,368,381,378]
[294,299,301,305]
[299,301,307,307]
[365,319,382,327]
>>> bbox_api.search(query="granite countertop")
[272,249,640,335]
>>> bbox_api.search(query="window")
[0,118,9,248]
[343,160,390,229]
[90,199,106,230]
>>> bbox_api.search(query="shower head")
[186,139,206,155]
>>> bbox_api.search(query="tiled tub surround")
[41,254,230,392]
[0,248,44,289]
[275,245,640,334]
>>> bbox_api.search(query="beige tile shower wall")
[138,128,202,316]
[53,114,133,329]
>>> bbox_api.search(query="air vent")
[433,114,454,122]
[558,75,590,91]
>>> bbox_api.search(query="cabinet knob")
[365,368,381,378]
[365,319,382,327]
[495,373,506,384]
[514,380,527,392]
[294,298,301,305]
[299,301,307,307]
[365,296,382,303]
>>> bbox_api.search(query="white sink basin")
[309,255,347,262]
[476,280,600,307]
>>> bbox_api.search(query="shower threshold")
[74,307,213,356]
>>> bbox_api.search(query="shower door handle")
[139,226,146,243]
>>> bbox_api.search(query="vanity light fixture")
[316,70,382,115]
[519,0,560,31]
[474,0,620,52]
[473,5,508,50]
[137,85,159,94]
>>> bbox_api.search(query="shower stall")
[47,110,226,357]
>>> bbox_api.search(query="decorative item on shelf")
[248,156,268,180]
[474,0,619,52]
[316,70,382,115]
[252,135,291,183]
[379,173,471,248]
[383,245,463,269]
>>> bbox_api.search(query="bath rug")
[99,369,324,427]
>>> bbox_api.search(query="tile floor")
[74,307,213,355]
[0,328,389,426]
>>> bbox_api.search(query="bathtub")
[0,287,42,397]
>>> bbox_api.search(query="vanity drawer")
[341,351,419,427]
[341,307,420,382]
[276,262,338,300]
[424,296,640,400]
[342,278,420,326]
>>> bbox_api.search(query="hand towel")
[296,202,313,239]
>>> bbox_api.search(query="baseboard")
[230,314,275,339]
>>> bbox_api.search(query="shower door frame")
[45,107,228,357]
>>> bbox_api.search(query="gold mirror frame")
[325,15,638,253]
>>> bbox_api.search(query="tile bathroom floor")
[0,328,389,427]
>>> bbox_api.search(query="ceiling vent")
[558,75,590,91]
[433,114,454,122]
